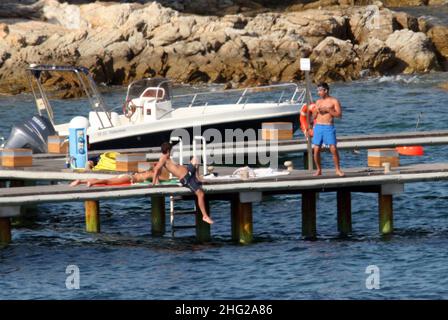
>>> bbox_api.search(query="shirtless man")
[311,82,344,177]
[152,142,214,225]
[70,169,155,187]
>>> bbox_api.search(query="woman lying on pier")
[69,169,157,187]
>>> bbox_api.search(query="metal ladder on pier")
[169,136,207,235]
[170,195,197,235]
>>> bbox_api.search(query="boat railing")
[172,83,305,109]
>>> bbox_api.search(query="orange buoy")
[299,103,316,137]
[396,146,424,156]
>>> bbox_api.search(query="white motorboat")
[4,65,306,152]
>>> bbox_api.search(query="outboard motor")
[3,115,56,153]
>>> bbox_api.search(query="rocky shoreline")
[0,0,447,95]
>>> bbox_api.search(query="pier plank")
[3,130,448,163]
[1,163,448,207]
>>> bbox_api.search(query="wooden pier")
[2,157,448,245]
[2,129,448,245]
[23,130,448,163]
[77,130,448,161]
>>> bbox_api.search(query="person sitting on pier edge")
[69,168,158,187]
[152,142,214,225]
[312,82,344,177]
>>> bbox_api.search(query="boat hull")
[89,113,299,150]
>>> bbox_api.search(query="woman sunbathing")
[69,170,157,187]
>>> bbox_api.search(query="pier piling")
[302,191,317,240]
[0,218,11,244]
[379,194,393,235]
[151,196,165,236]
[337,190,352,236]
[85,200,100,233]
[303,152,310,170]
[231,196,253,244]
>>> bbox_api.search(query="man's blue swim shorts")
[312,124,337,147]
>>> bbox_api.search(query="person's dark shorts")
[180,163,202,193]
[88,155,100,166]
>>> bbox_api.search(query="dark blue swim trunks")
[180,163,202,193]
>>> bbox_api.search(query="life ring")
[123,98,137,118]
[300,103,316,137]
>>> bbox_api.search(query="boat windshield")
[124,78,172,103]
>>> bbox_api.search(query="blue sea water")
[1,60,448,300]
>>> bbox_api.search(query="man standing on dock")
[312,83,344,177]
[153,142,214,224]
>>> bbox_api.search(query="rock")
[77,28,124,57]
[78,54,114,85]
[106,41,133,62]
[380,0,428,6]
[0,23,9,38]
[5,33,27,48]
[417,16,433,33]
[121,2,176,37]
[385,29,439,73]
[171,41,205,57]
[199,30,228,53]
[310,36,360,82]
[0,46,11,69]
[349,6,396,44]
[79,2,136,29]
[278,9,349,47]
[357,38,397,74]
[393,11,419,32]
[428,0,448,4]
[127,31,146,57]
[438,82,448,90]
[0,0,446,95]
[42,0,88,29]
[150,23,182,47]
[132,46,166,80]
[426,25,448,70]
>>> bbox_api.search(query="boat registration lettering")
[97,128,127,136]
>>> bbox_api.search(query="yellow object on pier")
[92,152,119,171]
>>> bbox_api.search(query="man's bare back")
[165,158,188,178]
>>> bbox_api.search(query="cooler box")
[116,153,147,172]
[1,148,33,167]
[47,135,68,154]
[368,148,399,167]
[261,122,293,140]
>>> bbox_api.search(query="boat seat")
[128,87,166,108]
[140,87,165,100]
[130,97,155,108]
